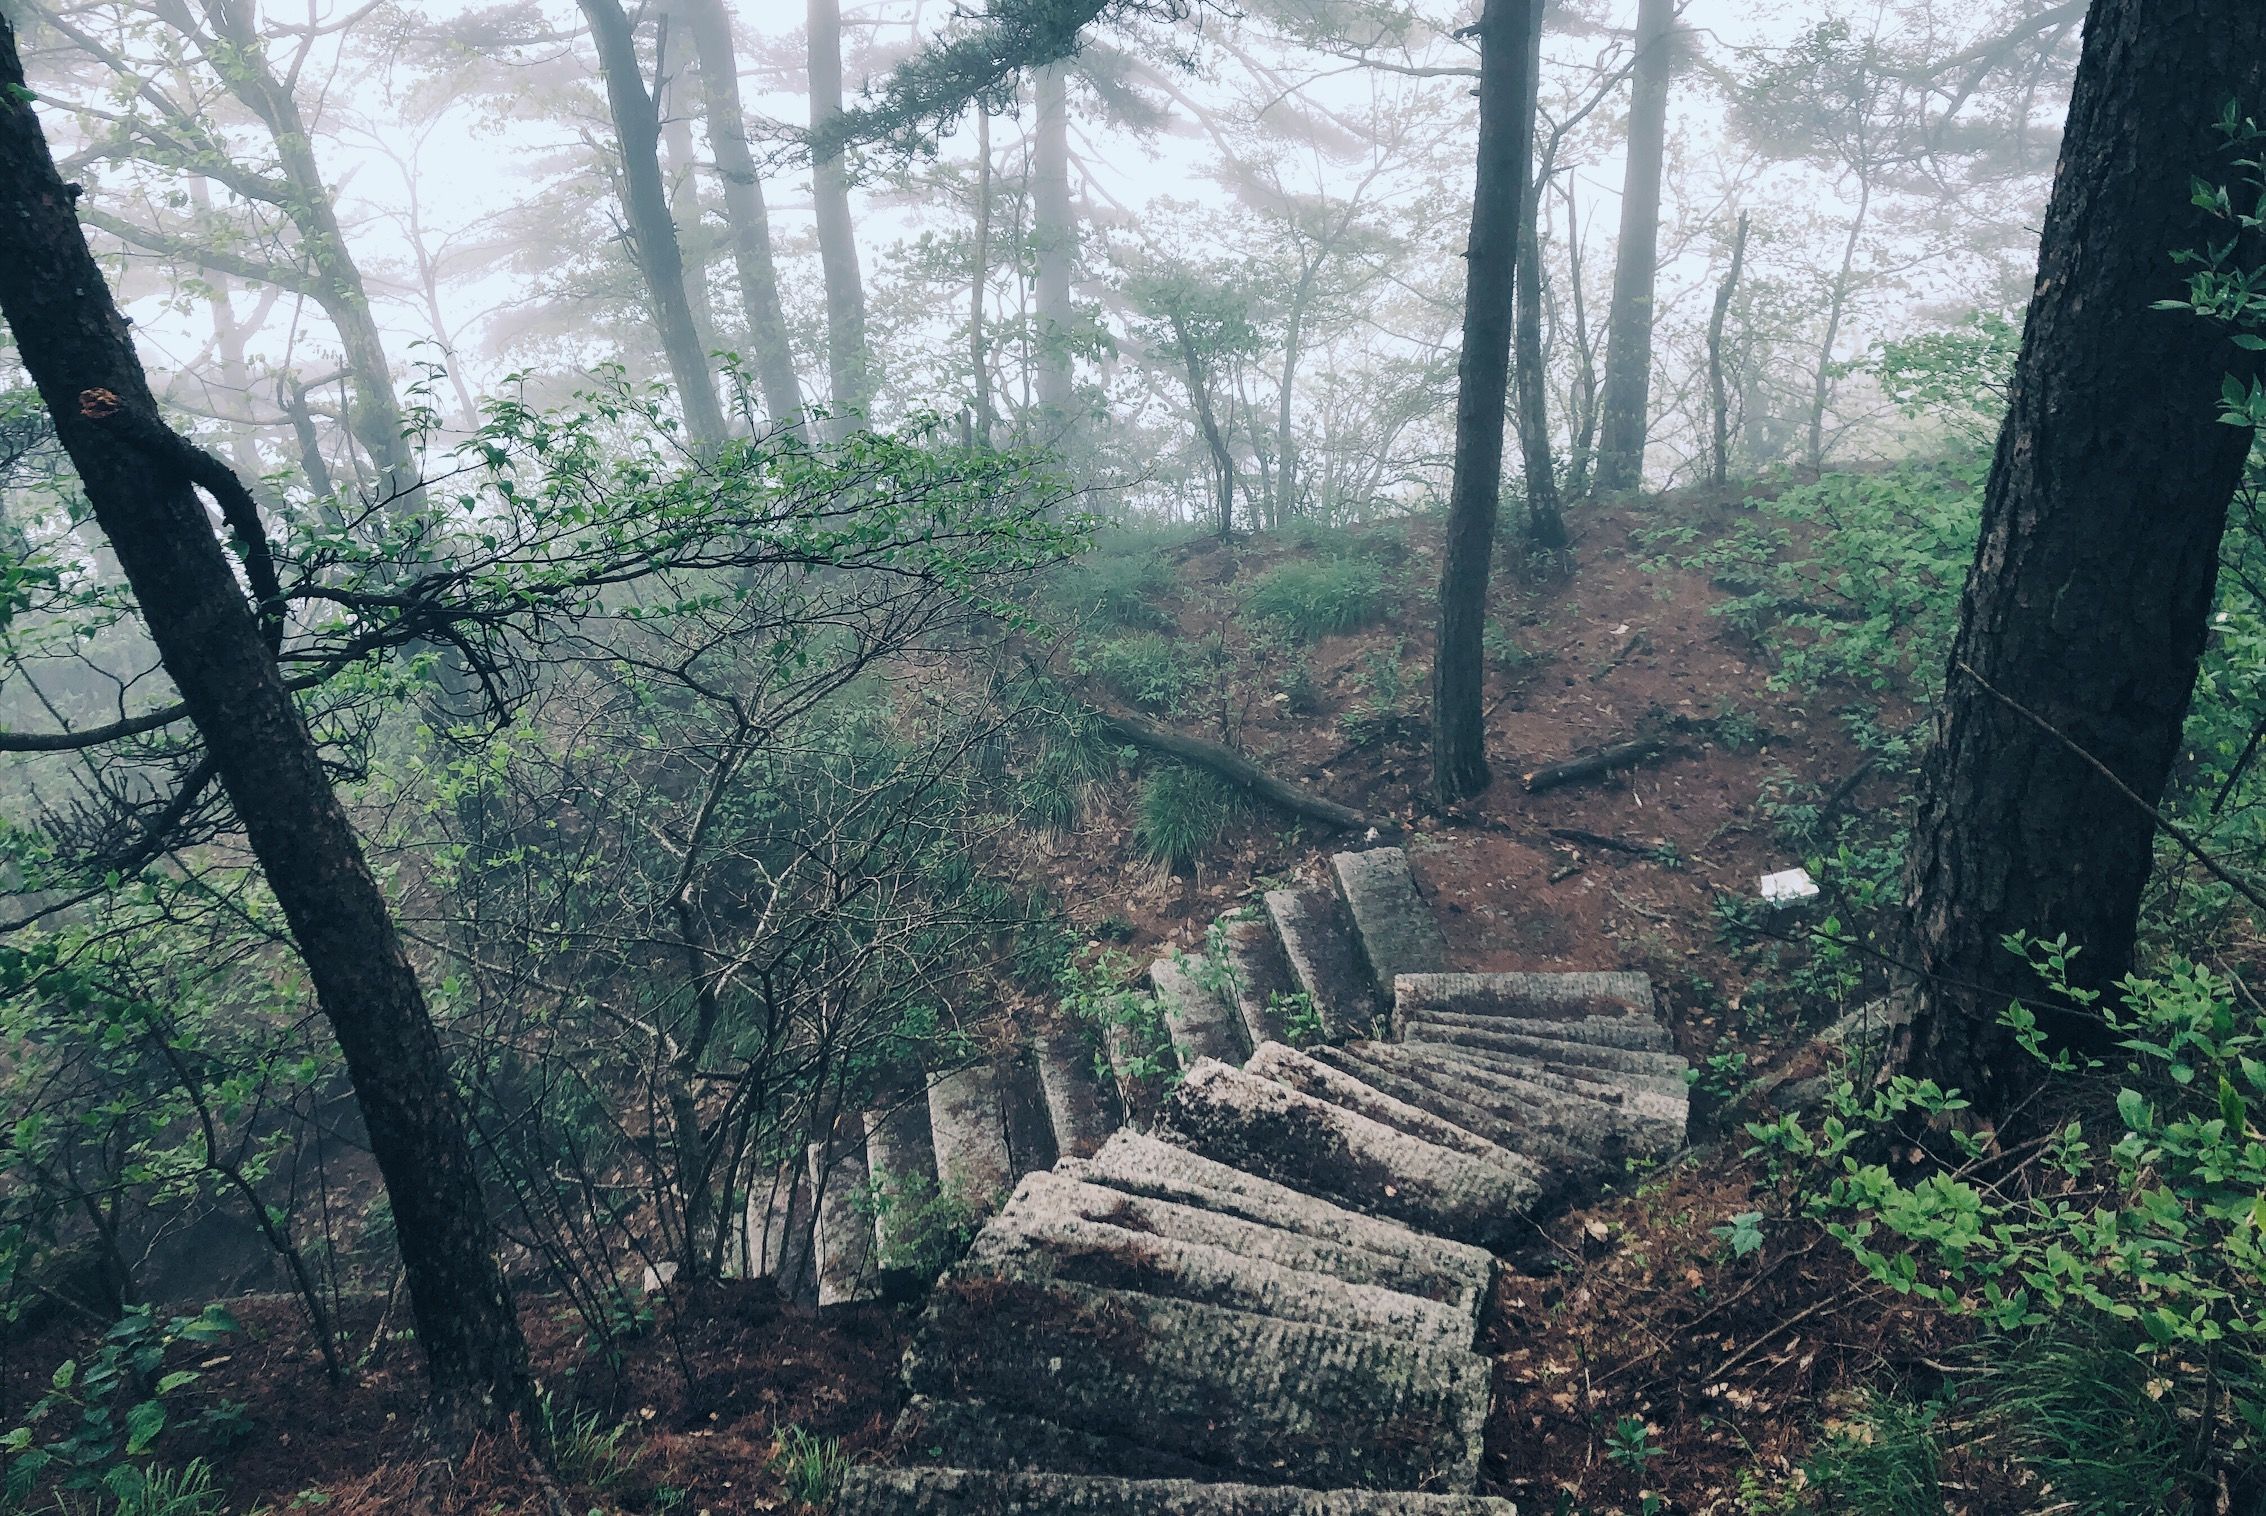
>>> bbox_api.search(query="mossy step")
[1329,849,1448,997]
[999,1171,1485,1316]
[905,1271,1491,1490]
[1034,1031,1122,1161]
[1395,1040,1689,1156]
[1219,915,1298,1050]
[1157,1058,1540,1249]
[836,1467,1521,1514]
[1150,956,1252,1068]
[1059,1132,1494,1316]
[893,1395,1215,1481]
[1397,1018,1691,1089]
[966,1201,1471,1347]
[1303,1042,1613,1187]
[1262,887,1376,1041]
[1391,970,1656,1032]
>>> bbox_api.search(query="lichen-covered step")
[1263,886,1376,1040]
[1218,914,1298,1049]
[865,1096,941,1288]
[836,1467,1521,1515]
[930,1063,1017,1206]
[1312,1041,1623,1174]
[1157,1058,1539,1248]
[1392,970,1659,1032]
[999,1170,1485,1319]
[997,1046,1061,1177]
[1242,1042,1541,1178]
[904,1271,1492,1490]
[1393,1040,1688,1157]
[1396,1017,1691,1092]
[967,1182,1472,1347]
[810,1137,879,1308]
[1034,1031,1122,1159]
[1150,955,1251,1067]
[1329,849,1448,996]
[893,1395,1216,1481]
[744,1159,814,1298]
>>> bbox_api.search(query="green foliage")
[1058,950,1172,1087]
[3,1306,237,1506]
[1801,1393,1943,1516]
[1045,537,1181,632]
[1604,1415,1661,1472]
[859,1169,983,1278]
[1244,557,1387,642]
[538,1395,638,1497]
[1861,311,2019,445]
[1133,764,1240,870]
[1074,632,1200,712]
[767,1425,850,1508]
[1274,989,1325,1048]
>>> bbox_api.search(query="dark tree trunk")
[1561,180,1600,497]
[1902,0,2266,1110]
[1431,0,1538,804]
[582,0,727,450]
[809,0,872,427]
[1592,0,1673,493]
[684,0,804,428]
[970,108,995,443]
[1033,61,1075,441]
[0,19,535,1435]
[1512,1,1564,550]
[1707,210,1749,488]
[1169,313,1236,538]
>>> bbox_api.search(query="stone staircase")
[759,846,1690,1514]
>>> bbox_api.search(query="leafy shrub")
[1133,765,1240,871]
[1245,558,1387,641]
[1048,540,1180,631]
[1801,1392,1943,1516]
[539,1394,639,1496]
[3,1305,238,1506]
[1058,949,1173,1087]
[859,1169,983,1278]
[1074,633,1199,712]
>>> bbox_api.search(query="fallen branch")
[1522,735,1674,794]
[1089,707,1372,833]
[1547,826,1665,858]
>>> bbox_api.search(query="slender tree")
[1432,0,1538,803]
[1592,0,1673,493]
[580,0,728,450]
[1707,210,1749,488]
[684,0,804,426]
[1032,60,1076,441]
[970,107,997,442]
[809,0,873,425]
[1511,1,1564,549]
[0,15,535,1436]
[1902,0,2266,1108]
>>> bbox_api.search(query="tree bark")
[1512,1,1564,549]
[1901,0,2266,1110]
[1592,0,1673,493]
[581,0,728,451]
[657,13,720,360]
[1432,0,1538,804]
[0,19,535,1435]
[1032,61,1075,441]
[1169,312,1237,538]
[683,0,804,428]
[809,0,872,427]
[970,108,995,444]
[1707,210,1749,488]
[1561,179,1600,497]
[1806,172,1869,472]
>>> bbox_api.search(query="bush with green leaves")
[1045,536,1181,631]
[1746,939,2266,1510]
[1073,632,1200,712]
[1133,764,1241,871]
[1244,557,1388,642]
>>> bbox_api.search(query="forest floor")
[2,486,1941,1514]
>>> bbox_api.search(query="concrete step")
[906,1271,1491,1490]
[865,1095,941,1286]
[930,1063,1017,1206]
[1059,1132,1494,1317]
[1313,1042,1620,1175]
[1157,1058,1539,1249]
[810,1136,879,1309]
[1150,956,1252,1068]
[970,1181,1471,1348]
[1329,849,1448,997]
[1397,1017,1691,1090]
[837,1467,1521,1514]
[998,1046,1062,1177]
[743,1159,814,1300]
[1408,1007,1672,1052]
[1396,1040,1688,1157]
[1242,1041,1534,1170]
[1035,1031,1122,1160]
[1392,970,1657,1032]
[1263,886,1376,1041]
[999,1170,1484,1319]
[893,1395,1214,1480]
[1218,914,1299,1050]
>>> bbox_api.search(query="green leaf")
[49,1359,76,1392]
[121,1399,165,1455]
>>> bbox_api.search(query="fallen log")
[1522,735,1673,794]
[1546,826,1666,858]
[1090,708,1372,833]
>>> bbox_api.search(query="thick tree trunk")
[0,20,535,1434]
[809,0,872,427]
[1432,0,1537,803]
[1032,61,1075,441]
[1512,1,1564,550]
[1707,210,1749,488]
[582,0,728,451]
[1591,0,1673,493]
[1902,0,2266,1109]
[684,0,804,428]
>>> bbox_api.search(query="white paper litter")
[1759,867,1820,907]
